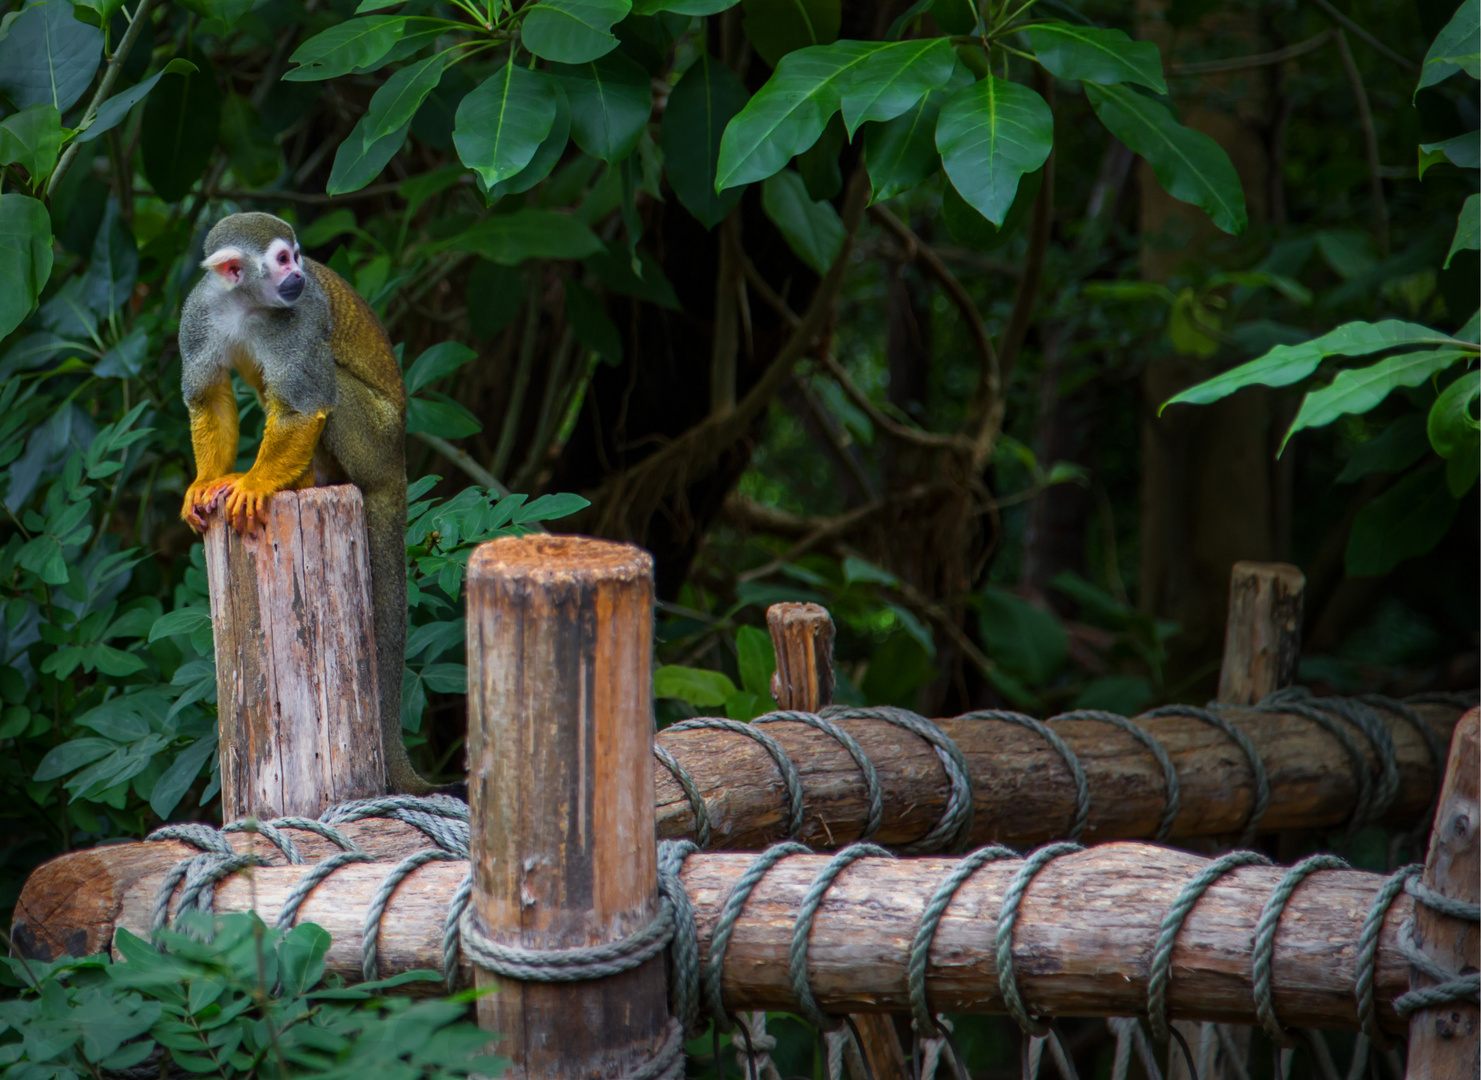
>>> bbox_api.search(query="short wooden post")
[1405,708,1479,1079]
[204,484,386,820]
[1215,561,1305,705]
[466,535,665,1079]
[766,603,908,1080]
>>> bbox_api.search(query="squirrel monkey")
[178,211,444,796]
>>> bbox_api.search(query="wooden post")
[204,485,386,820]
[1215,561,1305,705]
[766,603,908,1080]
[466,535,664,1080]
[1406,708,1479,1079]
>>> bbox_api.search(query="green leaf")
[485,84,571,199]
[862,85,950,203]
[1283,349,1474,449]
[761,169,845,273]
[735,625,777,698]
[148,734,217,819]
[654,664,736,706]
[839,37,955,137]
[35,737,117,782]
[405,342,477,395]
[77,59,199,145]
[715,40,878,190]
[1084,82,1246,236]
[0,1,103,112]
[407,393,482,438]
[365,52,450,143]
[84,198,138,315]
[285,17,439,81]
[1429,369,1480,459]
[149,608,211,642]
[140,49,221,203]
[1346,466,1459,577]
[1446,440,1479,496]
[585,242,681,307]
[1336,414,1430,483]
[1445,193,1478,269]
[936,75,1053,226]
[1418,131,1480,177]
[724,689,769,721]
[0,194,53,339]
[0,104,61,183]
[521,0,632,64]
[555,51,651,162]
[327,120,410,195]
[942,164,1041,250]
[1162,320,1456,410]
[1417,0,1479,93]
[661,53,749,229]
[1023,22,1167,94]
[978,586,1067,686]
[514,492,590,522]
[447,208,603,264]
[741,0,840,67]
[1073,675,1153,716]
[565,279,622,364]
[453,63,559,188]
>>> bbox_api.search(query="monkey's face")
[202,235,306,309]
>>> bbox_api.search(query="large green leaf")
[1346,466,1459,577]
[978,586,1067,686]
[1419,131,1480,177]
[661,53,748,228]
[1429,369,1480,459]
[936,75,1053,226]
[0,1,103,112]
[862,88,942,203]
[555,52,651,162]
[1024,23,1167,94]
[1417,0,1479,93]
[84,198,137,315]
[0,194,53,339]
[761,168,844,273]
[447,209,603,264]
[1335,414,1430,483]
[1283,349,1474,449]
[1445,193,1478,268]
[715,40,878,190]
[76,59,198,145]
[486,83,571,199]
[327,120,411,196]
[654,664,736,706]
[942,165,1041,250]
[1084,82,1246,235]
[453,63,559,188]
[285,17,441,81]
[741,0,840,67]
[0,105,61,183]
[565,279,622,364]
[406,394,482,438]
[521,0,631,64]
[328,53,448,195]
[839,37,955,137]
[139,50,221,203]
[735,625,777,698]
[1162,320,1465,410]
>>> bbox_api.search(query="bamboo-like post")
[1405,708,1479,1079]
[465,535,664,1079]
[766,603,907,1080]
[1216,561,1305,705]
[204,484,386,820]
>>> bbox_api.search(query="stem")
[1169,30,1333,76]
[411,432,509,495]
[512,324,575,492]
[1310,0,1418,72]
[46,0,158,201]
[1334,29,1389,255]
[490,272,543,481]
[709,210,742,418]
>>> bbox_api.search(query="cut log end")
[467,533,653,584]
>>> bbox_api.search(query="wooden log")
[1406,708,1479,1079]
[16,842,1420,1034]
[654,699,1464,851]
[205,484,386,820]
[767,604,906,1080]
[1216,561,1304,706]
[465,535,664,1080]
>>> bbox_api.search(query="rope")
[1251,853,1351,1045]
[362,848,461,981]
[1139,704,1271,846]
[276,850,374,930]
[1048,710,1181,843]
[753,710,884,842]
[653,742,712,849]
[320,793,470,855]
[908,844,1018,1035]
[1234,696,1375,835]
[1392,870,1481,1017]
[1268,689,1399,823]
[460,892,675,981]
[789,842,893,1030]
[1403,690,1479,708]
[958,710,1089,842]
[1353,864,1419,1043]
[704,842,810,1031]
[998,842,1083,1038]
[821,705,974,852]
[1147,850,1272,1043]
[669,718,805,840]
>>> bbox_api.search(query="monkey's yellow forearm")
[181,379,239,530]
[210,407,326,532]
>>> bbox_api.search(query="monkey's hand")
[181,475,242,533]
[208,474,279,535]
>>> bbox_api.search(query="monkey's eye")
[277,251,290,266]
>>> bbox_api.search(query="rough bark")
[1216,561,1305,706]
[204,485,386,820]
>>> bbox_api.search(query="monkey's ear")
[202,247,248,286]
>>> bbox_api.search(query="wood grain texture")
[1406,708,1479,1079]
[205,485,386,820]
[654,700,1465,850]
[1216,561,1304,706]
[21,842,1422,1034]
[768,602,835,712]
[465,535,664,1080]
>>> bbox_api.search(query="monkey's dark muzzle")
[278,273,305,303]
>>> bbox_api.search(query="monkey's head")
[201,212,306,309]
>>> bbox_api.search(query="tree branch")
[1310,0,1419,72]
[819,351,971,452]
[1168,30,1334,76]
[1334,29,1389,255]
[710,211,743,417]
[411,431,510,496]
[737,485,944,582]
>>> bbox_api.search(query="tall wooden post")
[1405,708,1479,1079]
[1215,561,1305,705]
[204,485,386,820]
[467,535,666,1079]
[766,603,908,1080]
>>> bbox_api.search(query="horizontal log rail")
[12,839,1428,1036]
